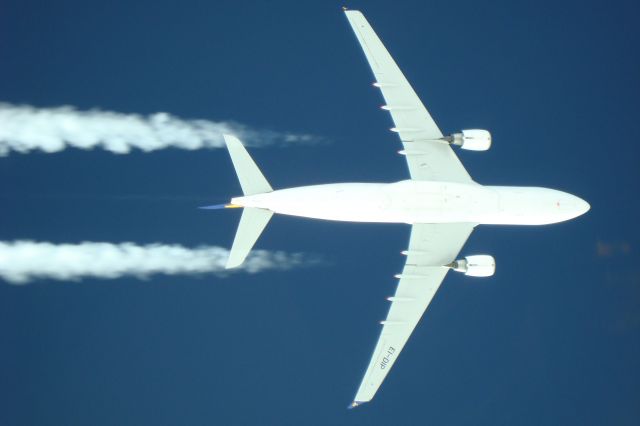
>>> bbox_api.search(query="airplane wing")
[350,223,475,407]
[344,10,473,184]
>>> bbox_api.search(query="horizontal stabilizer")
[223,134,273,196]
[226,207,274,269]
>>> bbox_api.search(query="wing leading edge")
[350,223,476,408]
[344,10,473,184]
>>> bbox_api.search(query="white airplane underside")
[214,9,589,408]
[233,181,589,225]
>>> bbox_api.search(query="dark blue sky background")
[1,0,639,424]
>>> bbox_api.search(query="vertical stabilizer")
[223,134,273,196]
[226,207,274,269]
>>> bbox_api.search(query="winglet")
[347,401,365,410]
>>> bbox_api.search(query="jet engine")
[448,255,495,277]
[446,129,492,151]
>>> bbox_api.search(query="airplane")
[204,9,590,408]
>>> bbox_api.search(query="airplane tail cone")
[198,204,228,210]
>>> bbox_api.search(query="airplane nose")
[556,192,590,221]
[566,194,590,218]
[576,197,590,216]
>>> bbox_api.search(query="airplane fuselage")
[232,181,590,225]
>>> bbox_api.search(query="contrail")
[0,103,320,156]
[0,241,318,284]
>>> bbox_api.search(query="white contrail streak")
[0,241,317,284]
[0,103,319,156]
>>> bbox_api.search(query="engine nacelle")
[448,129,492,151]
[449,255,495,277]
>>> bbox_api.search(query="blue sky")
[1,0,639,424]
